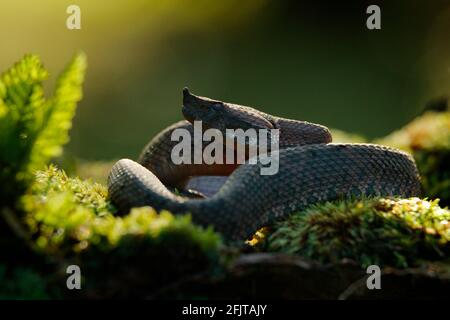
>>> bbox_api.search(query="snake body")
[108,89,421,240]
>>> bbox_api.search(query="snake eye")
[212,103,223,111]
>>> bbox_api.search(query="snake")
[107,88,421,241]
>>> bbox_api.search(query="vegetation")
[0,54,222,298]
[0,53,87,298]
[265,197,450,268]
[376,111,450,206]
[0,53,86,207]
[259,110,450,268]
[22,166,222,298]
[0,54,449,298]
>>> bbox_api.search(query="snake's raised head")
[182,88,274,132]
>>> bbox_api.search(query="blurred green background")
[1,0,450,161]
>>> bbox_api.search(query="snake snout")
[182,88,216,123]
[183,87,195,105]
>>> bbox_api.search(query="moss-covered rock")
[376,112,450,151]
[19,166,223,298]
[263,197,450,269]
[376,111,450,206]
[2,54,449,298]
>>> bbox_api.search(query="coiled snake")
[108,89,421,240]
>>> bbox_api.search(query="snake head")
[182,88,274,133]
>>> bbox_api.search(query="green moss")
[265,197,450,268]
[376,111,450,206]
[2,53,449,297]
[376,112,450,151]
[22,165,220,253]
[25,165,114,216]
[414,149,450,207]
[20,166,223,297]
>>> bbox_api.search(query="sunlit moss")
[26,165,114,216]
[376,111,450,206]
[376,112,450,152]
[265,197,450,268]
[22,166,221,254]
[246,227,270,247]
[20,166,223,297]
[414,149,450,207]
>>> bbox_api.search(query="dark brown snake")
[108,89,421,241]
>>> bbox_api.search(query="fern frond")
[28,53,87,172]
[0,53,87,206]
[0,55,48,163]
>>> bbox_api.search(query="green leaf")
[0,53,87,206]
[28,52,87,172]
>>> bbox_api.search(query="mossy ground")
[250,111,450,269]
[1,54,450,299]
[262,197,450,268]
[13,166,223,298]
[7,113,449,298]
[376,111,450,206]
[2,115,449,298]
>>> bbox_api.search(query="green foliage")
[415,149,450,207]
[376,111,450,206]
[21,166,222,297]
[0,54,86,206]
[25,165,114,217]
[0,54,224,298]
[376,111,450,152]
[29,54,86,173]
[1,53,449,297]
[22,166,220,255]
[266,197,450,268]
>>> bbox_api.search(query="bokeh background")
[1,0,450,161]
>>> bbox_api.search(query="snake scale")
[108,89,421,240]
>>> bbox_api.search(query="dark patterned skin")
[108,89,421,241]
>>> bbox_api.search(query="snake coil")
[108,89,421,240]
